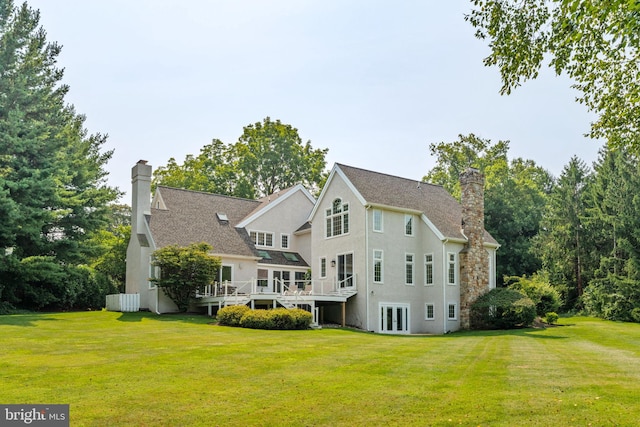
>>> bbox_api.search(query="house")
[308,164,499,334]
[125,161,498,334]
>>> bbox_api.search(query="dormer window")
[250,231,274,247]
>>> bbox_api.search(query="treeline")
[426,134,640,321]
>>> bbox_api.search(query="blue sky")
[28,0,603,201]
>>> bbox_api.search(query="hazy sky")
[27,0,603,202]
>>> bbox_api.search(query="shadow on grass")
[116,311,212,325]
[0,313,61,327]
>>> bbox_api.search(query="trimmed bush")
[217,305,251,326]
[471,287,536,329]
[505,275,562,316]
[544,312,559,324]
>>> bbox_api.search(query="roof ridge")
[157,185,261,203]
[336,163,444,189]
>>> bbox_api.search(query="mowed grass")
[1,312,639,426]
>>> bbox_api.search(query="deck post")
[207,303,212,317]
[341,302,346,327]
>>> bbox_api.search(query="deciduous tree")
[467,0,640,149]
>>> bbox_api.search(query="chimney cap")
[137,160,148,165]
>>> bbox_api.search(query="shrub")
[471,287,536,329]
[240,309,274,329]
[505,275,562,316]
[217,305,251,326]
[581,275,640,322]
[544,312,559,324]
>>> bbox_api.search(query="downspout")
[365,205,370,332]
[442,239,449,334]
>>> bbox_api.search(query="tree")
[153,139,254,198]
[424,134,551,283]
[466,0,640,149]
[153,118,329,199]
[151,243,220,312]
[536,156,594,307]
[581,147,640,321]
[232,117,328,197]
[0,1,119,310]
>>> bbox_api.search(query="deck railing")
[196,275,357,299]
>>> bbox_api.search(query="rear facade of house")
[125,161,498,334]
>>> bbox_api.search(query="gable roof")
[332,164,498,245]
[236,184,315,228]
[149,186,260,258]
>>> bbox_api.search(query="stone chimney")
[459,168,489,329]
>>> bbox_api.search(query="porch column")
[341,302,346,327]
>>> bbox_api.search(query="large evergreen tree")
[0,1,119,310]
[537,156,594,308]
[424,134,551,284]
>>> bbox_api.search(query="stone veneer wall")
[459,168,489,329]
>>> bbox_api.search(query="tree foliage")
[151,243,221,312]
[505,274,562,316]
[536,156,594,306]
[153,117,329,198]
[0,0,119,310]
[424,134,551,283]
[466,0,640,149]
[470,287,536,329]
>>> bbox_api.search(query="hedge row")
[217,306,312,330]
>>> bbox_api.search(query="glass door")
[379,303,409,334]
[337,253,353,288]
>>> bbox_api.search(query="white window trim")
[404,214,415,237]
[405,253,415,286]
[373,209,383,233]
[325,198,350,238]
[425,303,435,320]
[319,257,327,279]
[447,252,457,285]
[373,249,383,284]
[250,230,274,248]
[447,302,458,320]
[280,233,290,249]
[424,253,434,286]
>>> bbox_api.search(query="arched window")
[325,198,349,237]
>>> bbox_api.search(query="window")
[148,256,157,288]
[373,250,383,283]
[281,234,289,249]
[295,271,306,289]
[250,231,274,247]
[425,303,435,320]
[405,253,414,285]
[257,269,268,287]
[448,253,457,285]
[326,198,349,238]
[257,250,271,260]
[424,253,434,286]
[373,209,383,232]
[448,303,457,320]
[320,257,327,278]
[404,214,414,236]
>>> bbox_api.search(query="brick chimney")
[459,168,489,329]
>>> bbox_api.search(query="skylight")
[216,212,228,221]
[283,252,299,262]
[257,250,271,260]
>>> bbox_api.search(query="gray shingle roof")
[149,186,261,257]
[336,164,498,245]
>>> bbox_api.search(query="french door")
[336,253,353,288]
[379,303,409,334]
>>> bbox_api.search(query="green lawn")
[1,311,639,426]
